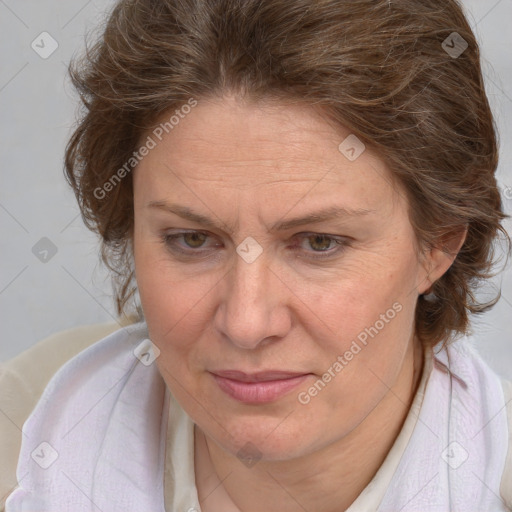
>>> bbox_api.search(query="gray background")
[1,0,511,378]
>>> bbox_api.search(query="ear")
[418,225,468,295]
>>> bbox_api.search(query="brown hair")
[64,0,510,348]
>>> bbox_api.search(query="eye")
[160,230,349,261]
[162,231,220,255]
[179,232,208,248]
[293,233,348,259]
[305,234,336,251]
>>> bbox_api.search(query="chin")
[204,414,324,463]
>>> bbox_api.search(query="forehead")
[134,95,404,216]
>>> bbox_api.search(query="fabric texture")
[2,322,512,511]
[0,321,123,509]
[5,323,167,512]
[377,341,510,511]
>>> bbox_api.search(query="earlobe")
[419,225,468,295]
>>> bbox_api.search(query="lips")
[212,370,308,382]
[210,370,312,404]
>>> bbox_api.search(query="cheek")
[135,262,213,398]
[133,237,219,358]
[309,253,420,393]
[137,265,208,338]
[317,257,417,344]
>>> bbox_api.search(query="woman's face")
[133,95,432,461]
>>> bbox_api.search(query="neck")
[195,339,424,512]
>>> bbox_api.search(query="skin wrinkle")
[65,0,508,353]
[58,3,509,504]
[132,96,460,512]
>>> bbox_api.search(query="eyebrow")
[146,201,375,233]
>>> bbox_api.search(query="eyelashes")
[161,230,349,261]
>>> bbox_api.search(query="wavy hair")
[64,0,510,348]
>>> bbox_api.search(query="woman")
[3,0,512,510]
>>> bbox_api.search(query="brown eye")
[291,233,348,261]
[307,234,336,252]
[162,231,217,256]
[182,232,208,248]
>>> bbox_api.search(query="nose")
[214,252,291,350]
